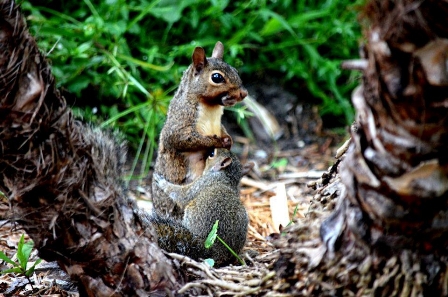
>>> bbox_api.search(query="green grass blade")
[0,267,23,274]
[0,251,18,267]
[216,236,245,266]
[25,258,42,277]
[100,102,151,128]
[17,235,34,270]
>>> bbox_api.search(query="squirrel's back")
[151,149,249,266]
[184,189,248,265]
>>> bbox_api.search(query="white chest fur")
[195,104,224,136]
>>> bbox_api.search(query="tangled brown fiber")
[0,1,179,295]
[361,0,448,47]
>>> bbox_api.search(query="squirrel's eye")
[207,148,216,159]
[211,72,225,84]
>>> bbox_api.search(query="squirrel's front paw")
[153,173,166,187]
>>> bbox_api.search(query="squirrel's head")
[204,148,241,178]
[189,41,248,107]
[203,148,253,185]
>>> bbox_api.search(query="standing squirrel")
[152,41,248,218]
[151,148,250,266]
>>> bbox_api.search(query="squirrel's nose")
[240,88,248,99]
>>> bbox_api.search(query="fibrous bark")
[322,0,448,257]
[0,1,179,295]
[276,0,448,295]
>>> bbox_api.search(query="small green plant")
[0,234,42,289]
[270,157,288,170]
[204,220,246,266]
[285,203,301,229]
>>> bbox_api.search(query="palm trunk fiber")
[272,1,448,296]
[0,1,179,295]
[316,0,448,295]
[325,0,448,259]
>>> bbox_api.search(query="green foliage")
[205,220,246,266]
[205,220,220,249]
[0,235,42,279]
[270,157,288,170]
[285,203,300,230]
[21,0,364,171]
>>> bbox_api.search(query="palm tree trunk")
[317,0,448,295]
[0,1,179,295]
[324,0,448,257]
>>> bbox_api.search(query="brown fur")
[152,42,247,219]
[152,149,249,266]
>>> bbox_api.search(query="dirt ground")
[0,84,348,296]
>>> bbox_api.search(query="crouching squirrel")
[151,148,251,266]
[152,41,248,219]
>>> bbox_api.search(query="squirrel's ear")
[192,47,207,75]
[212,157,232,172]
[212,41,224,60]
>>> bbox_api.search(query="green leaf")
[211,0,229,10]
[16,234,26,268]
[117,54,174,71]
[0,251,18,267]
[285,204,300,229]
[288,10,330,28]
[75,41,93,55]
[67,75,91,95]
[0,267,24,275]
[260,18,282,37]
[25,266,35,277]
[17,235,33,270]
[25,258,42,277]
[150,0,197,24]
[204,220,219,249]
[259,9,297,38]
[271,158,288,169]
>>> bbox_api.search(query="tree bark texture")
[322,0,448,256]
[270,1,448,296]
[316,0,448,294]
[0,1,179,295]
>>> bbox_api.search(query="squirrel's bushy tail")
[149,214,244,266]
[149,215,208,259]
